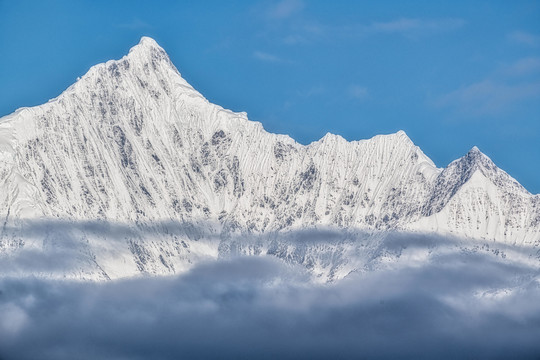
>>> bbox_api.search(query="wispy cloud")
[267,0,304,19]
[435,80,540,116]
[503,57,540,77]
[116,18,151,30]
[253,51,285,63]
[277,17,465,46]
[348,85,369,100]
[297,85,325,98]
[436,56,540,116]
[283,34,307,45]
[507,30,540,47]
[368,18,465,35]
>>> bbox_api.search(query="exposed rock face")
[1,37,538,280]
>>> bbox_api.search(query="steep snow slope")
[0,37,440,230]
[407,147,540,245]
[0,37,538,280]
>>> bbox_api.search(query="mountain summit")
[0,37,538,280]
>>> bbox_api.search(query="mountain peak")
[395,129,407,137]
[422,143,527,217]
[319,132,346,143]
[139,36,159,46]
[126,36,171,66]
[467,145,486,158]
[387,129,412,143]
[130,36,163,53]
[462,146,495,171]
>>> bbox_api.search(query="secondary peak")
[128,36,166,57]
[138,36,159,47]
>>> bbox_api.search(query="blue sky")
[1,0,539,192]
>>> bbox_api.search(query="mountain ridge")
[1,36,538,280]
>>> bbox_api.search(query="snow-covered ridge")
[1,36,539,280]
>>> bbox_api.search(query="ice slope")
[0,37,538,280]
[407,147,540,245]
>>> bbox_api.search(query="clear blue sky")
[1,0,539,193]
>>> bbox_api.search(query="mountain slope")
[407,147,540,245]
[0,37,538,280]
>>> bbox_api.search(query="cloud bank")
[1,251,539,360]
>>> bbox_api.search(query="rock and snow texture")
[0,37,539,280]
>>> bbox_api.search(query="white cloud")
[436,80,540,116]
[297,85,325,98]
[116,18,151,30]
[268,0,304,19]
[367,18,465,36]
[507,31,540,47]
[277,17,465,45]
[348,85,369,100]
[283,34,307,45]
[253,51,284,63]
[503,57,540,76]
[1,248,539,359]
[436,55,540,117]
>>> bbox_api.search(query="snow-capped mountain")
[1,37,539,280]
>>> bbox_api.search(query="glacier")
[0,36,539,281]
